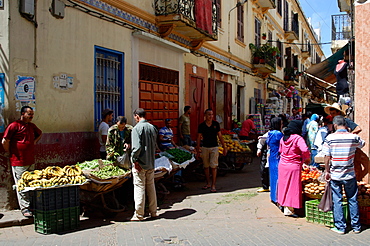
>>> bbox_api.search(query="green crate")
[34,207,80,234]
[305,200,348,227]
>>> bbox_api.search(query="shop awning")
[305,43,349,88]
[212,62,240,77]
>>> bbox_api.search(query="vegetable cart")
[78,160,131,218]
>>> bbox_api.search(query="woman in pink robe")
[278,120,310,217]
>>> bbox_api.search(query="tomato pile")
[301,168,321,181]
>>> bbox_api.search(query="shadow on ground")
[81,156,262,221]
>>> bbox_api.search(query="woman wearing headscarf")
[277,120,310,217]
[266,117,283,204]
[306,114,320,167]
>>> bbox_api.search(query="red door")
[139,63,179,142]
[224,82,232,130]
[189,76,205,142]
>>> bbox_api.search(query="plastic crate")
[34,186,80,211]
[359,206,370,225]
[305,199,348,227]
[34,206,80,234]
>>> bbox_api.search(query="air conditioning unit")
[51,0,65,19]
[20,0,35,16]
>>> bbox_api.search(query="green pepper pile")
[77,159,113,170]
[91,165,127,179]
[165,148,192,164]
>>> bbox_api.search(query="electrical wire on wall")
[65,0,147,32]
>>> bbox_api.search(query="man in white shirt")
[98,108,113,159]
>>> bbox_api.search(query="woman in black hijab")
[283,120,303,141]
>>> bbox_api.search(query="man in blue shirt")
[159,119,177,150]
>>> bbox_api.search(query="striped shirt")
[159,126,174,149]
[322,129,365,180]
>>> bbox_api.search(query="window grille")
[94,47,124,131]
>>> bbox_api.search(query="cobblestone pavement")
[0,158,369,246]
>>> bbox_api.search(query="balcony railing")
[250,44,277,74]
[154,0,218,43]
[331,14,351,41]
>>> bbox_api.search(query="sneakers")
[353,229,361,234]
[257,188,270,192]
[330,227,345,234]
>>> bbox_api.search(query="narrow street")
[0,158,369,246]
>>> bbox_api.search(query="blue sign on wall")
[0,73,5,133]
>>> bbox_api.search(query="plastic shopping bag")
[116,150,132,169]
[318,181,332,212]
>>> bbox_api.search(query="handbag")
[115,150,132,170]
[318,181,333,212]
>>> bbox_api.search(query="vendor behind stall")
[159,119,177,151]
[106,116,133,162]
[239,115,257,140]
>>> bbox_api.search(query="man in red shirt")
[239,115,257,140]
[2,106,42,217]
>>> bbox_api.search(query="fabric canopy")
[305,43,349,87]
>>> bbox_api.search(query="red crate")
[359,206,370,225]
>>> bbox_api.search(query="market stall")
[302,167,370,227]
[154,147,196,198]
[78,159,131,218]
[219,133,254,171]
[16,165,88,234]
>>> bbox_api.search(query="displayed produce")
[301,168,321,181]
[77,159,113,170]
[220,129,235,135]
[222,139,251,153]
[90,164,128,179]
[301,167,325,197]
[357,181,370,199]
[165,148,193,164]
[17,165,86,191]
[302,179,325,196]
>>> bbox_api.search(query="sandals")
[210,188,217,193]
[202,185,211,190]
[22,209,33,218]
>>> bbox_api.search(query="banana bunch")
[49,176,71,186]
[63,165,82,176]
[44,166,64,177]
[21,170,43,181]
[16,165,87,191]
[68,175,86,185]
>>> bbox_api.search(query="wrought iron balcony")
[250,43,277,75]
[154,0,218,49]
[331,14,351,41]
[284,18,299,42]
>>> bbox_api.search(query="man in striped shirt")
[323,115,365,234]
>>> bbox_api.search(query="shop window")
[94,46,124,131]
[237,4,244,42]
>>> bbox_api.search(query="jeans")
[310,149,320,168]
[331,178,360,232]
[181,134,192,146]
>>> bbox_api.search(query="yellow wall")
[6,1,133,133]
